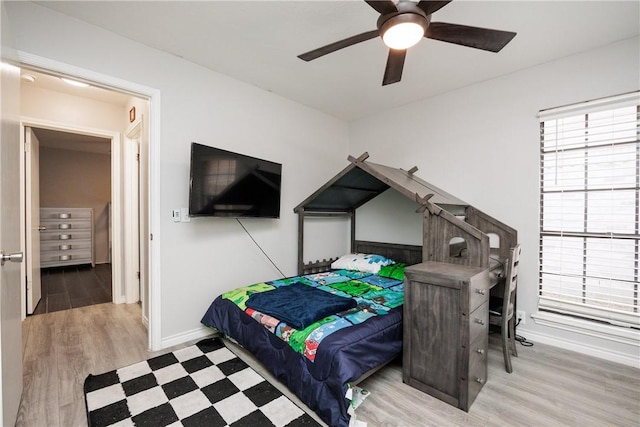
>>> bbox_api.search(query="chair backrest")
[502,244,522,319]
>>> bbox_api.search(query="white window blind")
[539,92,640,328]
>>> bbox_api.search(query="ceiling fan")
[298,0,517,86]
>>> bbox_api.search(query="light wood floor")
[17,303,639,427]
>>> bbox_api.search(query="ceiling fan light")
[381,15,426,50]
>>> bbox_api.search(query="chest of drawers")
[403,261,490,411]
[40,208,94,268]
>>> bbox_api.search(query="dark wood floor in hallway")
[33,264,112,315]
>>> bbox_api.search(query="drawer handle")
[59,234,71,240]
[59,224,71,229]
[475,377,484,384]
[474,318,485,326]
[476,348,485,355]
[59,245,71,250]
[475,288,486,295]
[58,213,71,219]
[59,255,72,261]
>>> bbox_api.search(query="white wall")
[356,190,423,245]
[21,85,126,130]
[5,2,349,344]
[350,36,640,364]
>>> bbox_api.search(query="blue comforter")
[201,270,404,427]
[245,282,357,330]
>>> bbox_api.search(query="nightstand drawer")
[41,250,91,264]
[469,301,488,343]
[41,219,91,231]
[469,337,487,368]
[467,332,488,405]
[40,208,93,220]
[41,240,92,252]
[40,230,91,241]
[40,230,91,242]
[469,280,489,312]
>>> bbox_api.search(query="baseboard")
[141,314,149,330]
[516,326,639,368]
[160,325,216,350]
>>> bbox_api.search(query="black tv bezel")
[188,143,282,219]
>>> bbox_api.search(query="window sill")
[531,311,640,346]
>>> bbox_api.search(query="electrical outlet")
[172,209,181,222]
[517,310,526,325]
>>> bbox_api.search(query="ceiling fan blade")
[416,1,452,15]
[364,0,397,15]
[298,29,379,61]
[426,22,516,52]
[382,49,406,86]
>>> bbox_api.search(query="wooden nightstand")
[403,261,490,411]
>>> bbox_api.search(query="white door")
[0,63,25,426]
[139,133,149,321]
[25,127,42,314]
[124,124,140,304]
[125,117,149,325]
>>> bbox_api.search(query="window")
[539,92,640,328]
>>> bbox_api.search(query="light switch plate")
[181,207,190,222]
[172,209,181,222]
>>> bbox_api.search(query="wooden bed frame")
[206,152,519,425]
[287,154,519,417]
[301,240,423,275]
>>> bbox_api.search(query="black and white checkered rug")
[84,337,321,427]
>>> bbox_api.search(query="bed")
[201,241,422,427]
[201,153,517,425]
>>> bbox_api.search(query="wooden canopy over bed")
[293,152,517,274]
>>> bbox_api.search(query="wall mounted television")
[188,143,282,218]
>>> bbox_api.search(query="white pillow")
[331,253,395,274]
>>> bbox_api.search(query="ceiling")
[31,127,112,154]
[33,1,640,121]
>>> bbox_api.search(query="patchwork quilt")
[220,269,403,362]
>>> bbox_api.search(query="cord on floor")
[515,318,534,346]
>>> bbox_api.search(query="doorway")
[27,127,113,314]
[19,67,152,339]
[17,54,162,351]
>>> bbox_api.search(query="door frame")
[24,127,41,314]
[17,51,162,350]
[20,119,122,310]
[124,119,141,305]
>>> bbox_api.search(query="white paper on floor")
[346,385,370,427]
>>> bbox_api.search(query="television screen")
[188,143,282,218]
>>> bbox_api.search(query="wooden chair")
[489,244,521,373]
